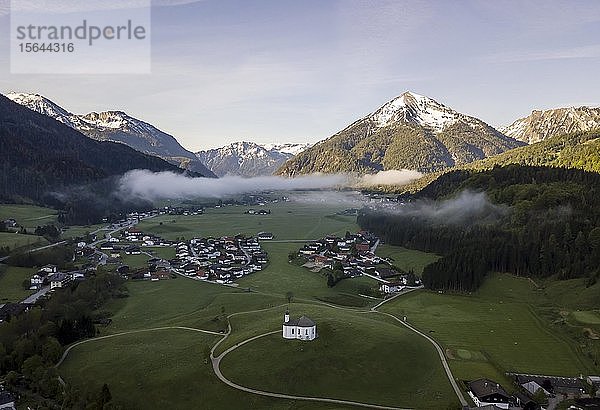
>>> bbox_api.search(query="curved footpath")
[210,331,409,410]
[56,291,467,408]
[55,326,222,368]
[371,291,468,407]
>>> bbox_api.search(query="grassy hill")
[393,129,600,194]
[465,129,600,173]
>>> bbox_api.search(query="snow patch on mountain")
[503,106,600,144]
[6,92,216,177]
[196,141,311,177]
[370,91,482,132]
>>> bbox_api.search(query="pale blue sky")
[1,0,599,150]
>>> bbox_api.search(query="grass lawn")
[145,246,176,260]
[220,302,458,409]
[58,329,319,410]
[60,224,105,240]
[381,273,598,386]
[104,279,283,333]
[0,265,36,303]
[121,253,151,269]
[376,244,441,275]
[572,311,600,325]
[0,232,48,250]
[0,204,58,229]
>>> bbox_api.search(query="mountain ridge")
[6,92,216,178]
[196,141,311,177]
[502,106,600,144]
[0,93,182,205]
[277,91,524,176]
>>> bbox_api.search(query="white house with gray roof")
[282,310,317,341]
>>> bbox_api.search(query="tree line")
[0,273,127,408]
[359,165,600,291]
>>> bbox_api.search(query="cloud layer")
[387,190,508,225]
[118,169,423,201]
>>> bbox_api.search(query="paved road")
[21,286,51,304]
[371,289,468,407]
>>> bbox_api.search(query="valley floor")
[21,200,598,409]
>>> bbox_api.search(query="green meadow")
[375,244,441,275]
[136,201,359,240]
[381,273,599,388]
[0,204,58,229]
[0,231,48,250]
[0,265,36,303]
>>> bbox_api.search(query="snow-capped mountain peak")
[196,141,311,177]
[6,92,81,128]
[370,91,470,131]
[260,142,311,156]
[6,91,216,177]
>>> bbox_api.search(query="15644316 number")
[18,43,75,53]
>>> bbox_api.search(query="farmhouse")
[49,273,72,289]
[467,379,510,409]
[40,264,57,273]
[282,310,317,341]
[379,282,405,294]
[515,374,587,397]
[125,245,141,255]
[588,375,600,389]
[374,267,398,279]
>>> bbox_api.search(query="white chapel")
[282,309,317,341]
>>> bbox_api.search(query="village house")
[282,310,317,341]
[588,375,600,390]
[125,245,141,255]
[515,374,587,397]
[379,282,405,294]
[0,387,16,410]
[2,218,17,229]
[40,264,57,274]
[49,273,72,290]
[257,231,273,240]
[467,379,510,409]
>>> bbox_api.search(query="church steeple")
[284,309,290,323]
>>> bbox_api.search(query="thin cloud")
[0,0,203,15]
[484,44,600,63]
[117,169,423,201]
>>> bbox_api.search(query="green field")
[239,242,380,303]
[0,232,48,250]
[58,329,316,410]
[0,204,58,229]
[381,273,598,386]
[60,224,105,240]
[376,244,441,275]
[0,265,36,303]
[145,246,176,260]
[121,253,151,269]
[572,311,600,325]
[220,303,457,408]
[137,201,359,241]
